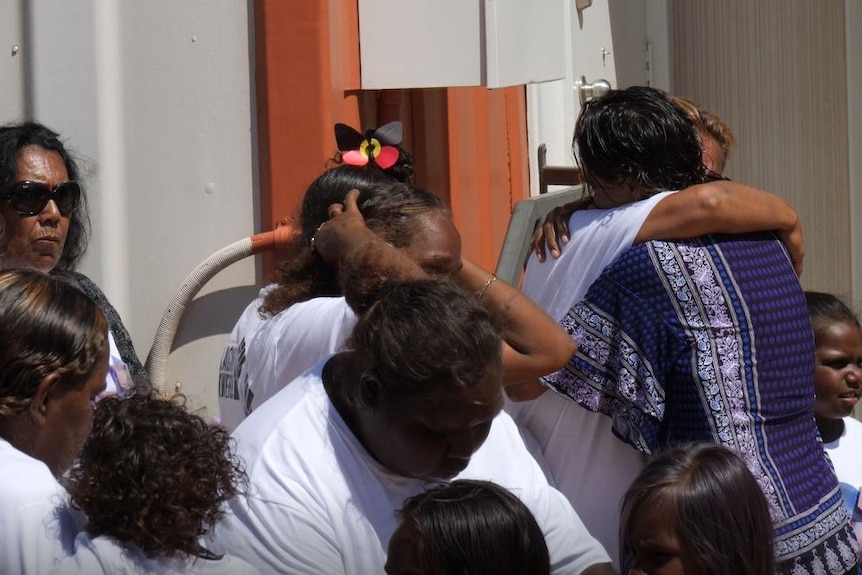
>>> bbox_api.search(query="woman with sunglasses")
[0,122,145,395]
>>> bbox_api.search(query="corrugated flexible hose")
[145,224,294,393]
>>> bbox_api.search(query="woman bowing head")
[0,269,109,574]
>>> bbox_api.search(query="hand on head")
[311,189,376,266]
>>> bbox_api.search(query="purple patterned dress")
[544,232,858,574]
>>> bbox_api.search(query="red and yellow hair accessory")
[334,121,403,170]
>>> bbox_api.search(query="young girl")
[386,479,551,575]
[53,393,257,574]
[806,291,862,551]
[619,443,774,575]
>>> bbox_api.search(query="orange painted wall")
[253,0,361,274]
[254,1,529,275]
[443,87,529,268]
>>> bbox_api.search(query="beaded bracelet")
[477,274,498,300]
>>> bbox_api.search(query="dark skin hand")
[311,189,426,313]
[530,197,593,261]
[530,183,804,277]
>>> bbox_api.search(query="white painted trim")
[644,0,670,91]
[93,0,129,315]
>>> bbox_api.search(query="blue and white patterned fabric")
[544,233,859,574]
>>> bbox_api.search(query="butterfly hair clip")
[334,121,403,170]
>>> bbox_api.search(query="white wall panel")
[847,0,862,304]
[0,1,27,121]
[359,0,567,89]
[671,0,851,299]
[20,1,256,417]
[526,0,649,195]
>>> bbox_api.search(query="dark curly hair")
[334,279,502,410]
[0,121,91,270]
[262,181,446,316]
[394,479,550,575]
[574,86,720,200]
[64,393,247,560]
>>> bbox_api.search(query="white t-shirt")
[217,286,272,431]
[212,360,610,575]
[97,331,133,402]
[0,437,81,575]
[51,534,259,575]
[511,192,673,567]
[241,296,356,414]
[824,417,862,546]
[520,191,674,321]
[824,417,862,494]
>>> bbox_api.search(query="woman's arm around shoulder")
[636,181,804,275]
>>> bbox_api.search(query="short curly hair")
[64,393,247,559]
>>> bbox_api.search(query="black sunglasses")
[1,180,81,217]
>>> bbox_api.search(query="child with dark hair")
[386,480,551,575]
[53,393,257,574]
[806,291,862,555]
[620,444,775,575]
